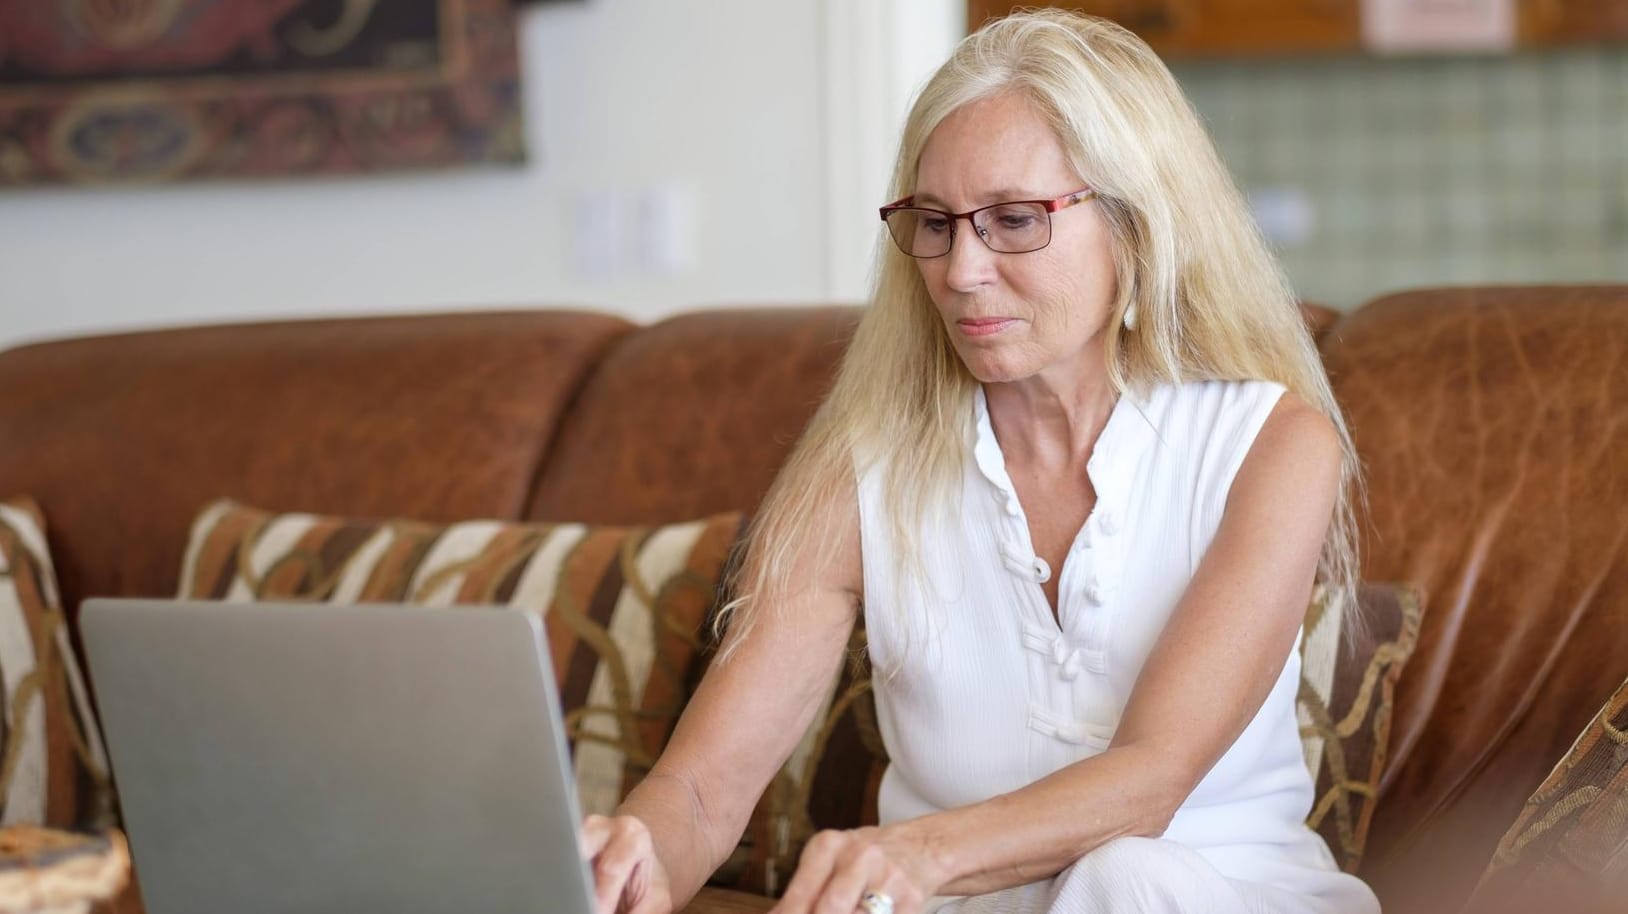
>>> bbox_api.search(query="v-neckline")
[971,385,1132,633]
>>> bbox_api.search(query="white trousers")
[929,837,1375,914]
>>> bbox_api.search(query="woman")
[582,10,1380,914]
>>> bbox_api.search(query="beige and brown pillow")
[1463,675,1628,914]
[725,582,1423,894]
[1296,582,1423,872]
[176,498,742,818]
[0,497,113,830]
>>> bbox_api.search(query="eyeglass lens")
[884,202,1052,257]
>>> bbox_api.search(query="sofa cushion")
[175,498,741,817]
[0,497,113,829]
[1461,674,1628,914]
[729,582,1422,894]
[526,307,859,526]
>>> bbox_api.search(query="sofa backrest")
[0,311,631,616]
[1322,285,1628,914]
[0,302,1329,612]
[526,307,859,524]
[521,299,1333,526]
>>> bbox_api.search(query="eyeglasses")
[878,187,1098,259]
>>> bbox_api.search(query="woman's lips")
[957,318,1017,337]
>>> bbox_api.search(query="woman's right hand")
[580,813,674,914]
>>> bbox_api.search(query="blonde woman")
[582,10,1379,914]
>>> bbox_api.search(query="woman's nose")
[944,218,997,291]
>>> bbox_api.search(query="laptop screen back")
[80,599,597,914]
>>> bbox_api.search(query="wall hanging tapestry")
[0,0,525,186]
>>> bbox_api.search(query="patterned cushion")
[725,582,1422,894]
[0,497,113,829]
[1464,675,1628,914]
[175,498,742,818]
[1297,582,1423,871]
[0,825,130,912]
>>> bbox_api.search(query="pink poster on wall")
[1362,0,1516,52]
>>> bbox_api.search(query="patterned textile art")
[176,498,742,818]
[0,0,523,185]
[0,497,113,830]
[1463,675,1628,914]
[721,583,1423,895]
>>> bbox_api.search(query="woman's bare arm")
[611,481,865,907]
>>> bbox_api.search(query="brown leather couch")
[1,286,1623,914]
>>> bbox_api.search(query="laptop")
[79,598,600,914]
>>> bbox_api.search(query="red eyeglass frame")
[885,185,1100,221]
[877,186,1099,255]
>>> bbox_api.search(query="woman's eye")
[998,214,1037,229]
[921,217,951,233]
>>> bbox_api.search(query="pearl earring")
[1123,302,1138,331]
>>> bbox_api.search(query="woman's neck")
[983,367,1118,473]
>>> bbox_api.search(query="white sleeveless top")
[856,379,1378,909]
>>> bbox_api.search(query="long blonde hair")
[717,9,1362,650]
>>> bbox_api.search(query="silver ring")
[859,891,895,914]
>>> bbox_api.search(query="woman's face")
[912,92,1119,388]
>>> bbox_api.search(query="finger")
[816,842,887,914]
[625,876,672,914]
[592,849,631,914]
[590,819,654,914]
[771,831,844,914]
[580,814,614,859]
[611,855,660,914]
[867,870,927,914]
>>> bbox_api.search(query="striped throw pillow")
[176,498,743,818]
[0,497,113,829]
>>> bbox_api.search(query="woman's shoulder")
[1133,377,1288,431]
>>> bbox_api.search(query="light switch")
[635,182,698,275]
[571,189,624,279]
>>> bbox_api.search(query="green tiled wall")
[1172,50,1628,310]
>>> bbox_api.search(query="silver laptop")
[80,599,599,914]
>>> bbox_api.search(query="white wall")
[0,0,960,351]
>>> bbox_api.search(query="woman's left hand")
[769,824,948,914]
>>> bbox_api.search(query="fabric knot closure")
[1020,624,1095,680]
[1026,706,1114,746]
[999,541,1050,584]
[1060,649,1084,680]
[1084,577,1107,605]
[1097,509,1120,536]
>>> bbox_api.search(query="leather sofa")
[1,285,1623,914]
